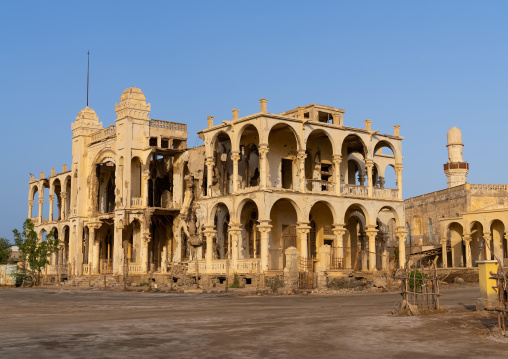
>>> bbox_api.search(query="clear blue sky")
[1,1,507,240]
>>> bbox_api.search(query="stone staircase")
[64,274,124,288]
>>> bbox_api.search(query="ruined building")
[405,127,508,267]
[28,87,407,284]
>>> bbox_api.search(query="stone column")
[395,165,403,200]
[259,145,269,189]
[360,234,368,271]
[396,229,407,269]
[381,238,389,271]
[297,151,307,192]
[463,235,472,268]
[92,234,100,275]
[203,226,216,273]
[365,160,373,197]
[38,198,44,224]
[441,240,448,268]
[60,192,67,220]
[332,224,346,260]
[344,229,352,269]
[206,157,214,197]
[48,195,54,221]
[332,155,342,195]
[258,222,272,271]
[231,152,241,193]
[87,228,93,275]
[113,223,124,275]
[297,224,311,258]
[141,169,150,207]
[142,233,150,274]
[28,200,33,219]
[229,225,242,271]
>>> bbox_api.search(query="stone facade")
[404,127,508,267]
[28,87,407,282]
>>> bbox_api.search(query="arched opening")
[212,132,232,196]
[131,157,142,199]
[31,187,39,219]
[147,152,173,208]
[124,219,142,264]
[82,226,90,266]
[373,141,396,189]
[490,220,505,262]
[269,199,298,269]
[447,222,464,267]
[342,135,367,192]
[239,125,260,189]
[42,182,50,221]
[470,221,483,266]
[344,204,367,270]
[213,203,230,260]
[268,124,298,189]
[309,201,334,258]
[51,227,59,266]
[306,130,334,192]
[376,207,398,270]
[52,179,62,221]
[98,223,114,273]
[239,200,260,259]
[149,216,173,272]
[64,176,71,219]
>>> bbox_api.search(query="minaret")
[444,126,469,188]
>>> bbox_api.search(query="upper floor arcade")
[197,100,404,201]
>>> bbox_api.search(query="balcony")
[372,188,398,199]
[131,197,144,207]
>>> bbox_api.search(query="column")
[113,223,123,275]
[441,240,448,268]
[142,169,150,207]
[28,200,33,219]
[483,233,492,261]
[297,151,307,192]
[332,224,346,259]
[360,234,368,271]
[259,145,269,189]
[365,160,373,197]
[344,229,352,269]
[396,229,407,269]
[203,227,216,273]
[142,232,150,273]
[206,157,214,197]
[38,198,44,224]
[381,238,389,271]
[60,192,67,220]
[395,164,403,200]
[231,152,241,193]
[48,195,54,221]
[332,155,342,195]
[229,225,242,270]
[258,221,272,271]
[92,228,100,274]
[297,224,311,258]
[76,222,84,276]
[87,228,94,275]
[463,235,472,268]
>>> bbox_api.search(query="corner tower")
[444,126,468,188]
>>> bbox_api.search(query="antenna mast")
[87,51,90,107]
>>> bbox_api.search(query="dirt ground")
[0,285,506,358]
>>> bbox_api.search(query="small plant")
[139,282,150,286]
[393,248,399,261]
[268,276,284,294]
[408,270,428,292]
[229,273,242,288]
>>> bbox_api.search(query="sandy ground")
[0,285,506,358]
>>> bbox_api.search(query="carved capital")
[60,192,67,199]
[38,198,44,205]
[28,200,34,206]
[231,153,241,162]
[258,145,269,157]
[49,195,55,202]
[332,154,342,163]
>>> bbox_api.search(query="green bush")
[229,273,241,288]
[408,270,427,292]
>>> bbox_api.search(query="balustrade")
[341,184,368,197]
[131,197,144,207]
[149,119,187,131]
[91,125,116,143]
[372,187,399,199]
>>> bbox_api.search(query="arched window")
[429,218,433,242]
